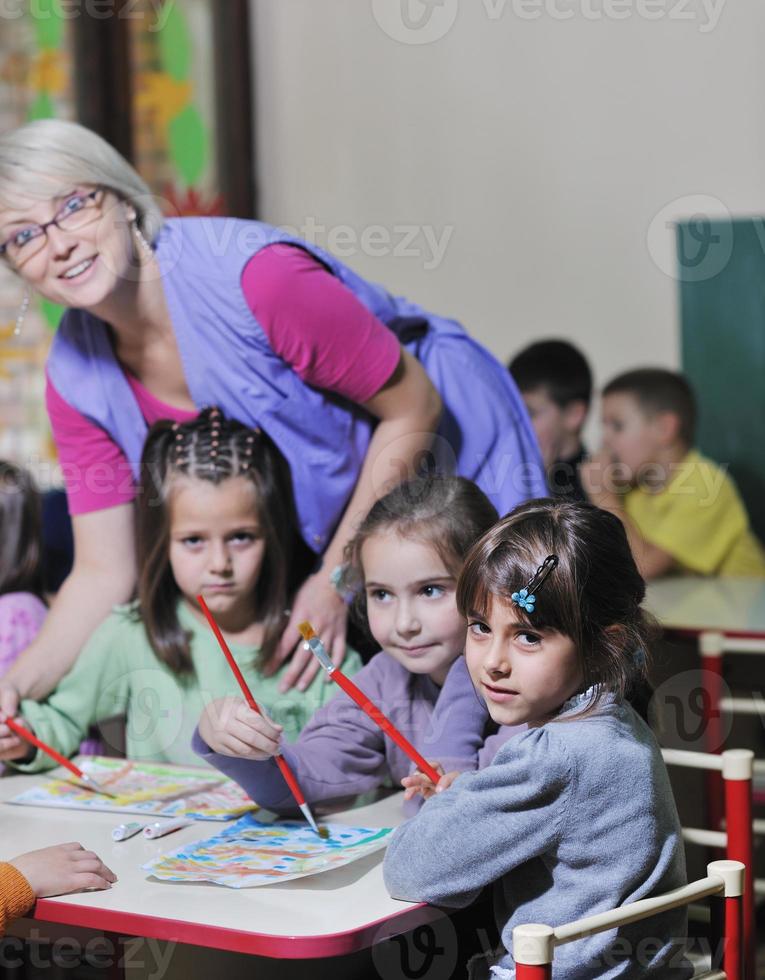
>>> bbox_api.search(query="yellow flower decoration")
[29,49,68,95]
[134,72,192,133]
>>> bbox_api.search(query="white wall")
[249,0,765,434]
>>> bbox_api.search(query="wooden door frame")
[72,0,256,217]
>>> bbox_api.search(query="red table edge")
[30,897,446,959]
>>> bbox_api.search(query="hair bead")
[172,423,186,466]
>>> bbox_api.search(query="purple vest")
[47,218,545,550]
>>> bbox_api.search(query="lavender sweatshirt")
[193,653,520,812]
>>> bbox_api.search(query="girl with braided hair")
[0,409,360,769]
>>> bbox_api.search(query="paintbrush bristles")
[297,622,316,641]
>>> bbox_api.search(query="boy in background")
[581,368,765,580]
[508,340,592,501]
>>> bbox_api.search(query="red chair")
[697,631,765,808]
[513,859,745,980]
[661,748,754,979]
[693,629,764,976]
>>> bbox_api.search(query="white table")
[645,577,765,639]
[0,773,442,962]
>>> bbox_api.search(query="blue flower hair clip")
[511,555,559,615]
[511,587,536,612]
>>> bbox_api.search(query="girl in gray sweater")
[383,499,691,979]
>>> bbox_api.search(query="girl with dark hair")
[195,476,523,813]
[0,462,46,679]
[384,500,691,980]
[0,409,360,769]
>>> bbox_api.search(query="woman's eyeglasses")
[0,189,103,268]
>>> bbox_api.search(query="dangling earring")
[132,220,153,258]
[14,288,30,338]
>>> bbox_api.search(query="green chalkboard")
[678,218,765,539]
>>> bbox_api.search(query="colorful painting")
[128,0,225,216]
[143,813,394,888]
[9,757,256,821]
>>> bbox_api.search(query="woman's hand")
[0,711,33,762]
[10,843,117,897]
[269,573,348,692]
[401,763,460,801]
[198,696,284,760]
[0,680,21,725]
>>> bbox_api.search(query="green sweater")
[15,601,361,771]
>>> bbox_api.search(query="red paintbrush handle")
[197,596,259,713]
[197,596,314,816]
[274,755,306,805]
[330,670,442,785]
[5,716,85,779]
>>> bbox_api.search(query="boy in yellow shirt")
[580,368,765,580]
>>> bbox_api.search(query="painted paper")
[9,757,256,821]
[143,812,394,888]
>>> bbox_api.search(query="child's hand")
[199,697,284,760]
[401,763,460,801]
[580,449,629,506]
[10,843,117,897]
[0,714,34,762]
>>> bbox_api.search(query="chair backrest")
[512,859,745,980]
[662,747,754,980]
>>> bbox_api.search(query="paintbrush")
[3,716,116,796]
[297,622,442,786]
[196,595,326,837]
